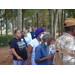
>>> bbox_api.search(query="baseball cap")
[64,18,75,27]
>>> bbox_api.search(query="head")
[32,27,35,32]
[24,30,28,37]
[26,27,30,32]
[35,27,44,39]
[21,31,24,37]
[42,34,52,46]
[64,18,75,36]
[14,29,21,39]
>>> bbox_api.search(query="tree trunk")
[43,9,45,28]
[17,9,22,31]
[26,18,28,28]
[53,9,58,40]
[1,20,2,36]
[36,13,39,28]
[64,9,66,22]
[22,9,24,31]
[58,12,60,36]
[11,9,15,37]
[5,9,8,35]
[49,9,53,38]
[61,9,63,35]
[32,16,33,30]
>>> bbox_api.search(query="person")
[24,30,32,46]
[55,18,75,65]
[26,27,32,39]
[28,27,44,65]
[21,31,24,38]
[35,34,54,65]
[10,29,28,65]
[30,27,36,39]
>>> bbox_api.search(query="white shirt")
[29,38,41,65]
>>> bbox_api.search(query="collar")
[63,32,74,39]
[41,43,46,49]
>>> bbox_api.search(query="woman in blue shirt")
[35,34,54,65]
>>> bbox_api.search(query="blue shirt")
[35,43,50,65]
[30,32,35,39]
[24,36,32,46]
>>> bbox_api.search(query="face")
[27,28,30,32]
[38,32,44,39]
[15,30,21,39]
[46,37,52,46]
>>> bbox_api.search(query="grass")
[0,33,12,36]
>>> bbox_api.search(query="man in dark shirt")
[31,28,35,39]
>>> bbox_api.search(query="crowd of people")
[9,18,75,65]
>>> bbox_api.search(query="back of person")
[29,38,40,65]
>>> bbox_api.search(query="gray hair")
[42,33,52,42]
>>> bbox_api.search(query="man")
[35,34,54,65]
[56,18,75,65]
[26,27,32,39]
[28,27,44,65]
[30,28,36,39]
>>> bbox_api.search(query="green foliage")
[0,35,13,47]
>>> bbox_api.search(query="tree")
[53,9,58,39]
[17,9,22,31]
[49,9,53,38]
[5,9,8,35]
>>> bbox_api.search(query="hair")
[26,27,30,30]
[42,34,52,42]
[24,30,28,34]
[64,25,75,32]
[14,29,19,34]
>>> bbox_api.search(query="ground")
[0,46,13,65]
[0,40,55,65]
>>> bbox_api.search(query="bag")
[8,49,13,55]
[55,42,75,65]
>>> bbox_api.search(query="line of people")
[9,18,75,65]
[9,27,54,65]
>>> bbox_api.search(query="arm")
[35,46,54,63]
[11,48,22,60]
[28,44,33,65]
[35,55,54,63]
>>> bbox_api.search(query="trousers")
[13,59,28,65]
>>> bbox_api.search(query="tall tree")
[5,9,8,35]
[36,13,39,28]
[61,9,63,35]
[53,9,58,39]
[17,9,22,31]
[49,9,53,38]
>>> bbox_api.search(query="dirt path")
[0,46,13,65]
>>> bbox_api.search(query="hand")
[17,56,22,60]
[46,55,54,60]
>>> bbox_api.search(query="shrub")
[0,35,13,47]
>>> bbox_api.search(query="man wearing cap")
[55,18,75,65]
[28,27,44,65]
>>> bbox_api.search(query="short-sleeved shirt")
[29,38,41,65]
[30,32,35,39]
[24,36,32,46]
[10,37,27,60]
[27,32,32,39]
[35,44,51,65]
[55,33,75,65]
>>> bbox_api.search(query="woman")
[28,27,44,65]
[24,30,32,46]
[10,29,28,65]
[35,34,54,65]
